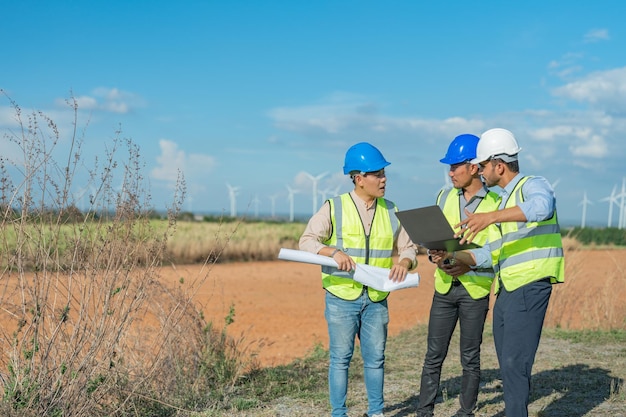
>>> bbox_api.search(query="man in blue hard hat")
[416,134,499,417]
[299,142,418,417]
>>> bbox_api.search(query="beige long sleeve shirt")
[299,190,418,270]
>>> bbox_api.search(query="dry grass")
[0,93,259,416]
[547,245,626,330]
[203,324,626,417]
[164,221,305,264]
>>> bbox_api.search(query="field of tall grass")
[0,219,305,270]
[163,220,305,264]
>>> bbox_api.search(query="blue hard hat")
[439,134,480,165]
[343,142,390,175]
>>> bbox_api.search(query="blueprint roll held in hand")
[277,248,420,292]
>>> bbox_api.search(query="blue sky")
[2,1,626,227]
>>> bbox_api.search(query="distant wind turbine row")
[221,172,336,222]
[220,176,626,227]
[584,177,626,229]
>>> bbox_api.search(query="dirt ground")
[159,249,626,367]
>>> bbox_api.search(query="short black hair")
[492,158,519,173]
[349,170,361,184]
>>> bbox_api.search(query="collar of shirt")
[349,190,377,234]
[456,185,489,206]
[350,190,377,211]
[498,173,524,208]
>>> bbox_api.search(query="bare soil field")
[161,248,626,367]
[2,247,624,416]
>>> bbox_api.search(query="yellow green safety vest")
[434,187,499,299]
[490,176,565,292]
[322,193,398,302]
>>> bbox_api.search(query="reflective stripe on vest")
[434,187,498,299]
[321,193,398,302]
[491,176,565,292]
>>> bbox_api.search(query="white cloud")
[547,52,585,79]
[390,116,485,136]
[151,139,216,185]
[269,93,484,137]
[0,106,19,128]
[151,140,185,182]
[269,93,376,134]
[570,132,608,158]
[54,87,143,114]
[548,52,584,68]
[529,125,608,158]
[531,125,591,141]
[583,28,610,43]
[552,66,626,114]
[71,95,97,110]
[553,65,584,79]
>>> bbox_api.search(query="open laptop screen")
[395,205,480,252]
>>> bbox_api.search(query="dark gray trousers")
[493,278,552,417]
[417,283,490,417]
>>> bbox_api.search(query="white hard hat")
[471,128,522,164]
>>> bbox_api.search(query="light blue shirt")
[471,173,557,268]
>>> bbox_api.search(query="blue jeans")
[325,290,389,417]
[493,279,552,417]
[417,283,489,417]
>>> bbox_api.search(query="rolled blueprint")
[278,248,419,292]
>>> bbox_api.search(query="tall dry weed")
[0,92,253,416]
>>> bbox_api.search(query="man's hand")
[455,209,493,244]
[440,262,471,278]
[388,262,409,283]
[332,251,356,272]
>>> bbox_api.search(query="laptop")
[395,205,480,252]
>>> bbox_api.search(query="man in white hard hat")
[299,142,417,417]
[430,128,565,417]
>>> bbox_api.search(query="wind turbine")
[579,191,592,228]
[442,167,452,190]
[550,178,561,196]
[226,183,240,218]
[320,185,341,203]
[187,194,194,214]
[600,185,619,227]
[74,185,90,211]
[75,185,98,211]
[251,194,261,218]
[269,194,278,219]
[304,171,328,215]
[617,177,626,229]
[286,185,299,222]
